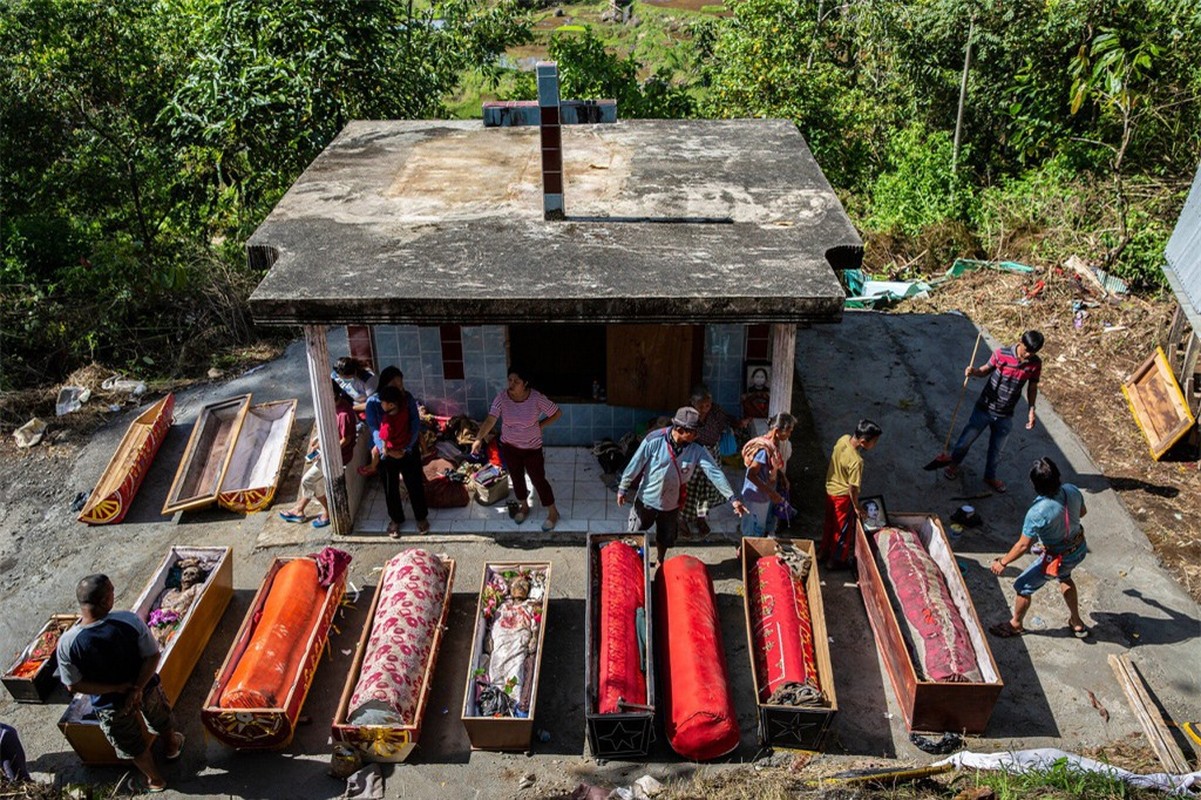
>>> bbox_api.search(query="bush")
[865,124,978,237]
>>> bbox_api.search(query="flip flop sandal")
[514,509,528,524]
[387,522,401,539]
[278,511,305,523]
[541,518,558,532]
[989,621,1025,638]
[1070,622,1092,639]
[166,730,187,759]
[416,520,430,535]
[147,785,167,794]
[311,516,331,529]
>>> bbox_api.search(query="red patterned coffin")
[741,537,837,750]
[202,551,348,749]
[334,549,455,762]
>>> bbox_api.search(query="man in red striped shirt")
[944,330,1044,493]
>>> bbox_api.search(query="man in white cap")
[618,407,748,563]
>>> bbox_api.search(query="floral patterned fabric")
[748,555,822,703]
[348,549,450,726]
[875,527,982,683]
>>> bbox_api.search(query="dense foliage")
[2,0,1199,392]
[0,0,528,390]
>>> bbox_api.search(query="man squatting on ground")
[821,419,882,570]
[944,330,1045,493]
[618,406,748,564]
[56,575,184,793]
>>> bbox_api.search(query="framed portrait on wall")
[859,495,889,532]
[744,362,772,394]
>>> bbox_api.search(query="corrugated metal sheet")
[1164,164,1201,330]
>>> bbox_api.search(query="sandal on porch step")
[989,621,1025,638]
[416,520,430,535]
[387,522,401,539]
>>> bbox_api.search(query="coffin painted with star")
[584,532,656,760]
[202,553,347,749]
[741,536,837,750]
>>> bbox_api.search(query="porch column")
[769,323,796,418]
[304,324,349,535]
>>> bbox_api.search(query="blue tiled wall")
[702,323,747,414]
[369,324,751,445]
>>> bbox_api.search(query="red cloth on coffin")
[220,558,323,708]
[877,526,982,683]
[748,555,821,701]
[657,555,739,760]
[597,541,646,714]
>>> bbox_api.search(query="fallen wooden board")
[1121,347,1195,460]
[1108,653,1190,774]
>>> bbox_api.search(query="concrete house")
[246,65,862,535]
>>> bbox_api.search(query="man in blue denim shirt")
[618,407,747,563]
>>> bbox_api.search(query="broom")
[923,331,984,471]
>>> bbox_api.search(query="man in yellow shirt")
[820,420,882,569]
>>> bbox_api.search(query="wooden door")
[606,325,701,409]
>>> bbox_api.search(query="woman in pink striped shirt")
[472,368,563,530]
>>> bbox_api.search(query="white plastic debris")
[935,748,1201,793]
[14,417,48,449]
[56,386,90,416]
[101,375,146,396]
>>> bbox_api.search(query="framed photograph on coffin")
[855,514,1002,733]
[332,554,456,762]
[59,546,234,764]
[202,555,347,750]
[3,614,79,703]
[859,495,889,532]
[584,532,656,761]
[461,562,552,751]
[741,537,836,750]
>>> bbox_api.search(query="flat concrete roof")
[247,119,861,326]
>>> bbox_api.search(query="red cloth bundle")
[877,527,982,683]
[221,558,323,708]
[748,555,821,702]
[597,541,646,714]
[657,555,739,760]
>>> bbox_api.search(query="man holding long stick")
[942,330,1044,493]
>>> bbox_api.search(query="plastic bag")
[717,428,737,458]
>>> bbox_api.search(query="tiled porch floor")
[355,446,743,535]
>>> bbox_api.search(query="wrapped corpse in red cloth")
[597,541,646,714]
[748,555,823,705]
[876,527,982,683]
[220,558,323,708]
[656,555,739,760]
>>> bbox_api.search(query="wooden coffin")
[2,614,79,703]
[78,394,174,525]
[855,513,1003,733]
[202,556,347,750]
[332,555,456,763]
[58,546,234,764]
[1122,347,1196,460]
[163,394,251,514]
[217,399,298,512]
[584,532,656,761]
[741,537,837,750]
[461,562,552,751]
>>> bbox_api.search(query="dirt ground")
[901,266,1201,602]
